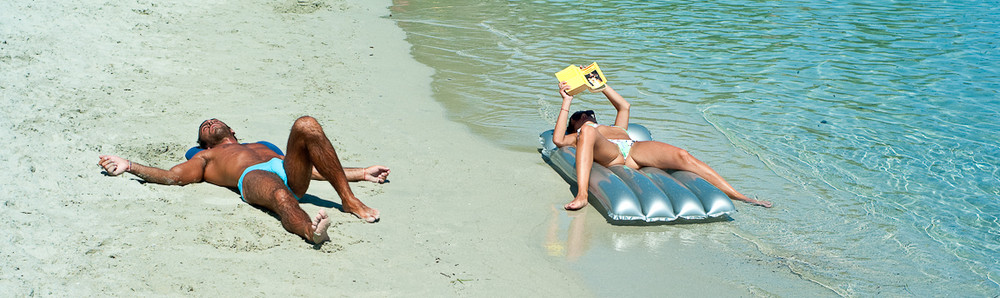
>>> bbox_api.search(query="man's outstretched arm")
[310,165,390,183]
[99,155,206,185]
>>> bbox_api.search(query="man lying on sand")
[98,116,388,244]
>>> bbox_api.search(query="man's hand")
[363,166,390,183]
[98,155,130,176]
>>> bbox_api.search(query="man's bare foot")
[564,196,588,211]
[311,209,331,244]
[343,199,380,223]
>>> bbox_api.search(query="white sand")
[0,0,591,295]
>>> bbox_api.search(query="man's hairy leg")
[284,116,380,223]
[243,171,330,244]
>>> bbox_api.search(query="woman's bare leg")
[568,125,627,210]
[627,141,772,207]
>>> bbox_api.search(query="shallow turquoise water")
[390,0,1000,295]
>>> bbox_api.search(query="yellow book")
[555,62,607,96]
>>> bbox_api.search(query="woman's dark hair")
[566,110,596,134]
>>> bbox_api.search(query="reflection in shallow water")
[544,203,736,260]
[539,203,829,296]
[544,206,591,262]
[394,0,1000,295]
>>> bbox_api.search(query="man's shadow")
[224,188,354,250]
[232,188,343,214]
[241,191,351,249]
[297,194,342,209]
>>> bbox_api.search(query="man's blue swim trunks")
[237,158,296,202]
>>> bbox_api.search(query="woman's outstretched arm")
[602,85,630,128]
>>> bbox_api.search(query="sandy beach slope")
[0,0,590,295]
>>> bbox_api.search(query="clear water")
[390,0,1000,295]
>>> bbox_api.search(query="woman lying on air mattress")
[551,81,772,210]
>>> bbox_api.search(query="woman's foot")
[742,195,772,208]
[564,196,589,210]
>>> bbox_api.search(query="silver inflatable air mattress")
[540,124,737,223]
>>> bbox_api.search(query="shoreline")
[1,0,591,295]
[388,2,841,296]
